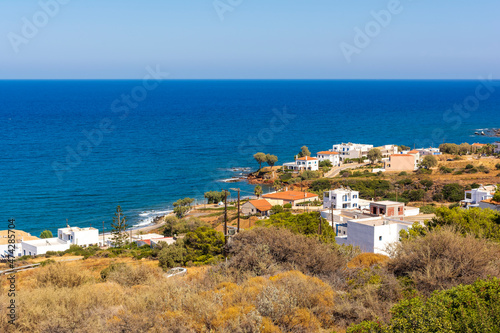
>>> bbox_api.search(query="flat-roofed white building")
[331,143,373,162]
[58,226,99,246]
[0,230,39,258]
[335,216,413,256]
[21,238,70,256]
[316,151,340,166]
[21,225,100,256]
[461,185,496,208]
[323,188,359,209]
[376,145,399,158]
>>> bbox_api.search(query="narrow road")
[325,163,368,178]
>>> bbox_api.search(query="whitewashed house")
[283,156,319,171]
[331,143,373,162]
[58,226,99,246]
[335,216,413,256]
[416,147,441,156]
[323,188,359,209]
[376,145,399,158]
[0,230,39,258]
[316,151,340,166]
[21,225,100,256]
[21,238,70,256]
[461,185,496,208]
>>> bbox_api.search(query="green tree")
[183,227,225,265]
[173,197,193,218]
[158,241,187,269]
[367,148,382,164]
[398,145,410,151]
[493,190,500,202]
[441,183,464,202]
[297,146,311,158]
[253,152,267,170]
[495,163,500,170]
[40,230,53,239]
[256,211,337,244]
[204,191,225,204]
[420,155,437,169]
[265,154,278,167]
[254,185,263,198]
[270,205,284,214]
[111,205,129,247]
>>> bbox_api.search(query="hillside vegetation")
[2,208,500,332]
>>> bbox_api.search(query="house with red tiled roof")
[263,190,318,206]
[241,199,273,216]
[283,156,319,171]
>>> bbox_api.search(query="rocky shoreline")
[475,128,500,137]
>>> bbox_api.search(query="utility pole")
[102,221,105,247]
[318,214,322,235]
[236,189,240,233]
[224,190,228,246]
[331,204,334,230]
[230,187,241,233]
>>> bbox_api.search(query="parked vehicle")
[165,267,187,278]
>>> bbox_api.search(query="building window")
[379,236,382,241]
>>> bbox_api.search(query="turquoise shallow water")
[1,80,499,235]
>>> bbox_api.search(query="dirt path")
[325,163,368,178]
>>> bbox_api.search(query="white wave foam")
[133,209,173,227]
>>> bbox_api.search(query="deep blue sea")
[1,80,499,235]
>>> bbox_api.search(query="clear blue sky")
[0,0,498,79]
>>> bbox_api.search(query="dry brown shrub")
[347,253,390,269]
[226,227,347,280]
[35,262,95,288]
[387,227,500,295]
[282,308,322,332]
[105,263,163,287]
[331,265,401,329]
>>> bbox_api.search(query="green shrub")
[310,178,331,192]
[441,183,463,202]
[465,163,474,169]
[453,170,463,175]
[495,163,500,170]
[398,171,408,176]
[416,168,432,175]
[419,205,436,214]
[432,193,443,202]
[406,189,425,202]
[439,166,452,174]
[350,278,500,332]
